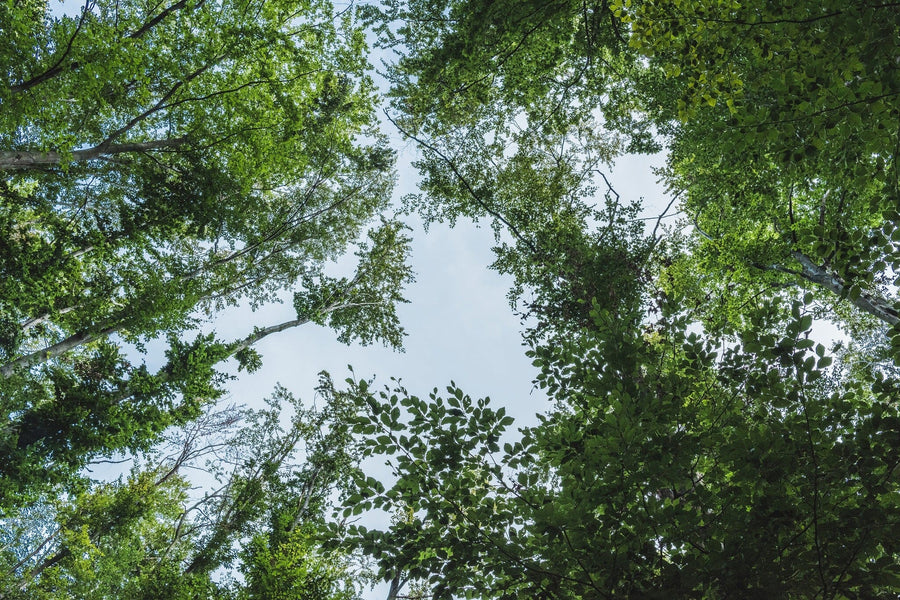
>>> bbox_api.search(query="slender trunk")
[0,325,118,377]
[0,138,186,170]
[230,317,311,354]
[1,285,376,378]
[2,301,288,379]
[229,301,378,354]
[128,0,205,40]
[20,306,78,332]
[1,527,61,585]
[289,466,321,532]
[386,571,404,600]
[101,317,312,404]
[791,251,899,326]
[183,434,300,575]
[0,548,70,599]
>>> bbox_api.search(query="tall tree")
[336,5,900,594]
[338,298,900,599]
[0,384,368,600]
[616,0,900,335]
[1,0,394,365]
[0,220,412,507]
[365,0,656,337]
[369,0,900,338]
[0,0,413,506]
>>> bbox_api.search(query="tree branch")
[9,0,92,94]
[0,138,187,170]
[790,251,899,326]
[128,0,206,39]
[384,111,539,255]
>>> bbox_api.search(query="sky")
[38,2,858,598]
[44,1,671,442]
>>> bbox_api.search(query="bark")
[1,297,290,378]
[701,218,898,326]
[0,325,118,377]
[1,286,378,378]
[230,317,311,354]
[791,250,899,326]
[229,300,380,354]
[128,0,206,40]
[0,138,186,170]
[386,572,403,600]
[20,306,78,332]
[0,547,69,599]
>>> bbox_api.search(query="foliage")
[332,10,900,590]
[322,7,900,588]
[361,0,658,338]
[620,0,900,336]
[1,0,392,360]
[5,0,900,598]
[371,0,900,337]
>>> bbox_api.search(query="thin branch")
[647,191,683,255]
[97,60,216,147]
[787,183,797,245]
[9,0,93,94]
[1,526,62,584]
[384,111,538,254]
[128,0,206,39]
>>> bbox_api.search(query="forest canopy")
[1,0,899,598]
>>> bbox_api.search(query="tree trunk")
[0,138,186,170]
[386,572,403,600]
[1,291,377,378]
[0,326,116,377]
[791,250,899,326]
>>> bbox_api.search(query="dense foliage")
[339,302,900,598]
[3,0,900,598]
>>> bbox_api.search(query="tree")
[0,0,413,505]
[366,0,656,337]
[0,0,397,369]
[614,0,900,336]
[330,6,900,593]
[0,383,368,600]
[337,295,900,599]
[0,219,412,508]
[368,0,900,339]
[1,0,392,362]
